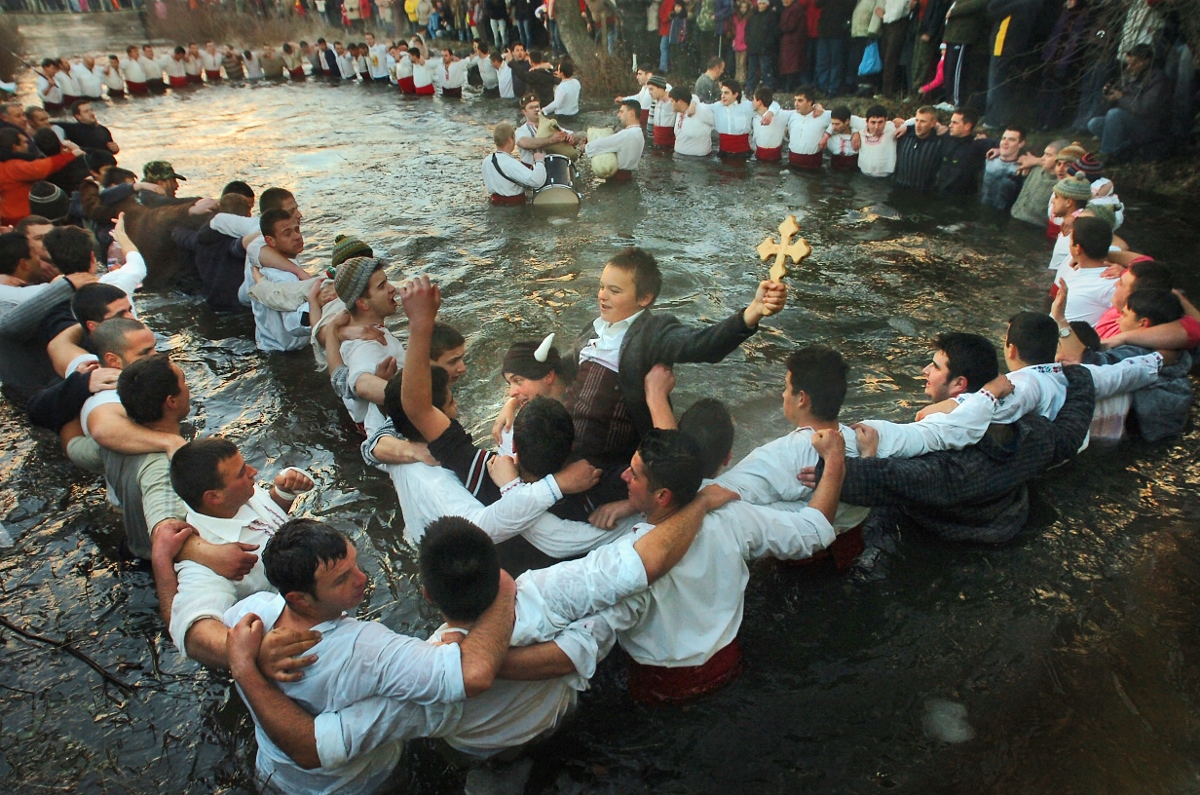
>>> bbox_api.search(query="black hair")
[606,246,662,302]
[720,78,742,101]
[258,186,295,213]
[174,45,186,56]
[118,352,179,425]
[419,516,500,622]
[102,167,137,187]
[1126,289,1184,327]
[71,282,127,327]
[638,429,703,508]
[754,86,773,105]
[44,226,94,275]
[85,149,116,173]
[528,49,544,63]
[511,397,574,478]
[382,367,451,443]
[170,436,239,511]
[679,398,734,479]
[260,207,293,238]
[558,59,574,78]
[262,518,354,597]
[70,99,92,118]
[620,99,641,114]
[0,126,24,152]
[933,332,998,393]
[865,104,888,119]
[92,317,149,360]
[1072,215,1113,260]
[1127,259,1172,292]
[1005,125,1027,140]
[221,180,255,200]
[953,106,979,128]
[785,345,848,421]
[831,105,852,122]
[32,127,61,156]
[0,231,31,276]
[1068,321,1101,352]
[430,322,466,361]
[1127,43,1154,63]
[668,85,692,104]
[1005,311,1059,365]
[794,84,817,103]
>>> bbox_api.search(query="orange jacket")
[0,150,76,225]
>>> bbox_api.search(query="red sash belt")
[186,73,203,83]
[126,81,148,95]
[490,193,526,205]
[652,125,675,148]
[718,133,751,154]
[608,169,633,182]
[62,94,82,106]
[783,522,865,573]
[627,638,743,704]
[398,76,416,93]
[107,88,125,98]
[43,101,64,112]
[169,76,188,88]
[788,151,823,170]
[755,145,782,162]
[1046,218,1061,240]
[358,71,371,82]
[441,86,462,97]
[415,83,435,96]
[205,70,222,80]
[830,153,858,172]
[288,66,306,79]
[639,108,649,126]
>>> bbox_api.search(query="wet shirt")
[893,131,944,191]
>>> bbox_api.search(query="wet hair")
[1071,216,1113,260]
[0,231,31,276]
[679,399,734,479]
[221,180,254,200]
[92,317,149,361]
[493,121,515,147]
[419,516,500,623]
[317,37,327,45]
[382,367,451,443]
[283,42,294,53]
[620,99,641,115]
[262,518,353,597]
[638,429,703,508]
[41,57,56,69]
[430,322,465,361]
[866,104,888,120]
[511,397,574,478]
[44,226,95,275]
[258,186,295,213]
[953,107,979,129]
[794,85,817,103]
[785,345,848,421]
[71,283,127,327]
[218,192,252,216]
[668,86,692,104]
[85,150,116,173]
[831,105,852,123]
[70,100,92,118]
[1126,289,1183,327]
[933,332,998,393]
[1128,259,1172,292]
[559,59,574,78]
[102,167,138,187]
[170,436,239,511]
[754,86,773,105]
[260,207,293,238]
[1068,321,1101,352]
[174,46,186,56]
[476,41,489,54]
[606,246,662,302]
[1005,125,1027,141]
[1005,311,1059,365]
[118,352,180,425]
[720,78,742,101]
[489,51,503,64]
[33,127,61,156]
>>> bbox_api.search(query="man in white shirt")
[751,86,788,162]
[469,41,500,96]
[410,48,437,95]
[858,104,902,177]
[616,65,654,126]
[515,94,578,166]
[483,122,547,204]
[53,58,83,107]
[775,85,831,170]
[395,46,415,92]
[434,48,468,97]
[95,55,126,98]
[646,74,676,148]
[119,46,149,95]
[670,86,715,157]
[250,209,314,353]
[158,436,315,668]
[690,78,761,157]
[365,33,391,82]
[221,477,732,792]
[139,45,166,93]
[334,41,357,81]
[71,57,104,99]
[163,46,189,90]
[491,52,515,98]
[184,42,204,84]
[1055,215,1119,325]
[200,41,223,81]
[333,256,406,434]
[584,100,645,180]
[36,59,64,111]
[541,59,580,117]
[819,106,864,172]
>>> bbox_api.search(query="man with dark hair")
[694,57,725,103]
[583,100,645,180]
[59,101,119,156]
[678,398,735,479]
[893,106,944,192]
[1087,43,1170,160]
[44,219,145,300]
[187,191,260,312]
[669,85,715,157]
[234,187,310,307]
[923,332,998,402]
[979,126,1026,211]
[935,107,996,195]
[1054,215,1117,325]
[220,180,255,209]
[430,321,466,384]
[777,87,831,170]
[249,209,314,353]
[159,435,314,669]
[1072,259,1200,352]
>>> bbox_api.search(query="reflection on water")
[3,14,1200,795]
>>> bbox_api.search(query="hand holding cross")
[756,215,811,312]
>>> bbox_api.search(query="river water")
[3,13,1200,795]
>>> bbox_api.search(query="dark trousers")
[881,19,908,97]
[816,36,847,95]
[746,52,775,93]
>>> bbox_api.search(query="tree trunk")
[558,0,604,71]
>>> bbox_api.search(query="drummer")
[584,99,645,182]
[482,122,547,205]
[515,93,582,166]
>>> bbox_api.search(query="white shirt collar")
[591,309,645,341]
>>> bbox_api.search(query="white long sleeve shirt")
[542,77,580,116]
[251,267,311,353]
[482,151,546,196]
[780,108,833,155]
[119,57,146,83]
[701,98,757,135]
[753,106,789,149]
[673,103,715,156]
[496,62,514,98]
[95,63,124,91]
[435,59,468,91]
[36,74,62,105]
[1055,262,1119,325]
[71,64,103,98]
[368,44,390,78]
[584,125,645,170]
[859,120,899,177]
[137,55,162,80]
[985,355,1161,424]
[469,55,499,89]
[341,332,407,431]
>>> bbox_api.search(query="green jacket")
[942,0,987,44]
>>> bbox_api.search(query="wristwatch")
[1058,325,1072,338]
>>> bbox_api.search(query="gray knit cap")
[334,256,383,307]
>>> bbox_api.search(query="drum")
[532,154,580,207]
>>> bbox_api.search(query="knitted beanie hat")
[1055,142,1086,163]
[1085,201,1117,230]
[28,181,69,222]
[331,234,373,269]
[334,256,383,307]
[647,75,667,89]
[1069,152,1103,179]
[1053,175,1093,202]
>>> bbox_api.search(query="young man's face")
[865,116,886,136]
[189,43,200,56]
[616,104,635,126]
[28,110,50,131]
[793,94,814,114]
[781,371,806,427]
[1111,269,1137,309]
[360,269,397,318]
[649,85,667,102]
[1050,193,1072,218]
[636,68,649,86]
[999,129,1024,158]
[213,452,258,512]
[442,50,453,65]
[1054,160,1070,180]
[504,371,555,404]
[1041,144,1059,172]
[1117,304,1148,335]
[24,222,52,265]
[719,85,737,106]
[948,113,972,138]
[914,111,937,138]
[922,349,958,402]
[114,327,158,367]
[598,263,650,323]
[434,345,467,386]
[366,34,376,46]
[512,44,527,61]
[671,97,689,113]
[75,103,97,124]
[266,217,304,258]
[522,100,541,124]
[143,46,154,58]
[621,452,657,515]
[277,195,302,221]
[312,540,370,616]
[830,117,849,135]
